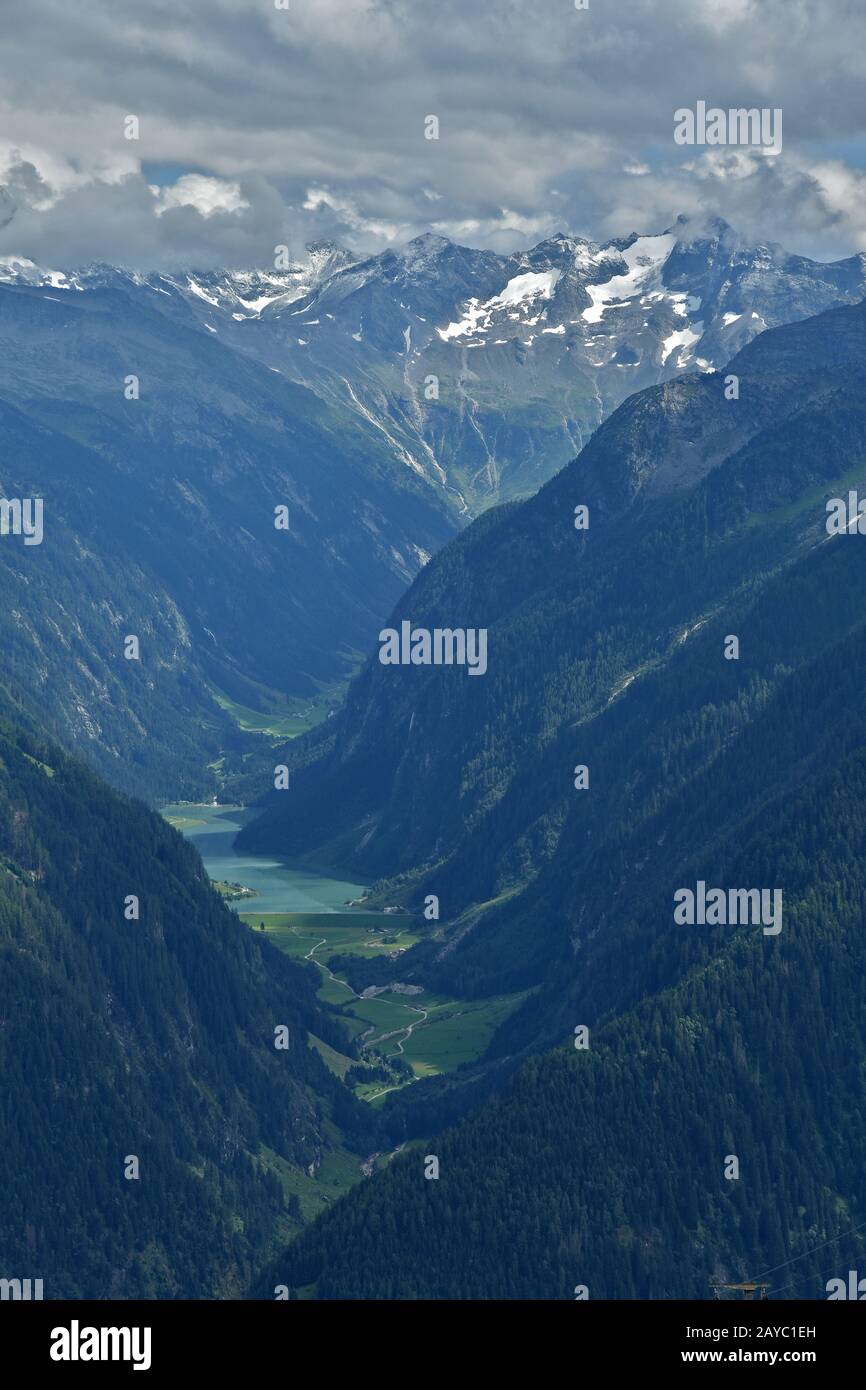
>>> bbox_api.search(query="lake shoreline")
[162,801,372,915]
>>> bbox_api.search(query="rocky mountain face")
[0,271,454,798]
[153,217,866,510]
[4,216,865,520]
[1,217,864,800]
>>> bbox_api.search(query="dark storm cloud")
[1,0,865,267]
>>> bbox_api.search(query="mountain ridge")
[4,214,866,516]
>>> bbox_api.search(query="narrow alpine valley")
[3,4,866,1350]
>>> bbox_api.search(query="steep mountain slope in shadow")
[0,695,377,1297]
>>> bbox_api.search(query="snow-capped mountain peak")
[0,255,84,291]
[1,218,864,512]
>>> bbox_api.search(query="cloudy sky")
[1,0,865,269]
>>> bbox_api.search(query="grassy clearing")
[163,813,208,831]
[212,879,258,901]
[210,667,356,742]
[400,993,525,1073]
[211,688,327,740]
[307,1033,356,1080]
[746,461,866,529]
[243,910,527,1097]
[258,1135,363,1224]
[22,752,55,778]
[241,912,419,961]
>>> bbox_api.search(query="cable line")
[745,1216,866,1286]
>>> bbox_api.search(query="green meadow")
[163,811,208,831]
[746,460,866,529]
[258,1132,367,1225]
[211,688,329,740]
[241,911,526,1098]
[210,667,359,742]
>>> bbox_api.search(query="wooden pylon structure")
[710,1281,770,1300]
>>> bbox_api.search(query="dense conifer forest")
[0,702,376,1297]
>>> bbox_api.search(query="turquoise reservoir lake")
[163,803,367,913]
